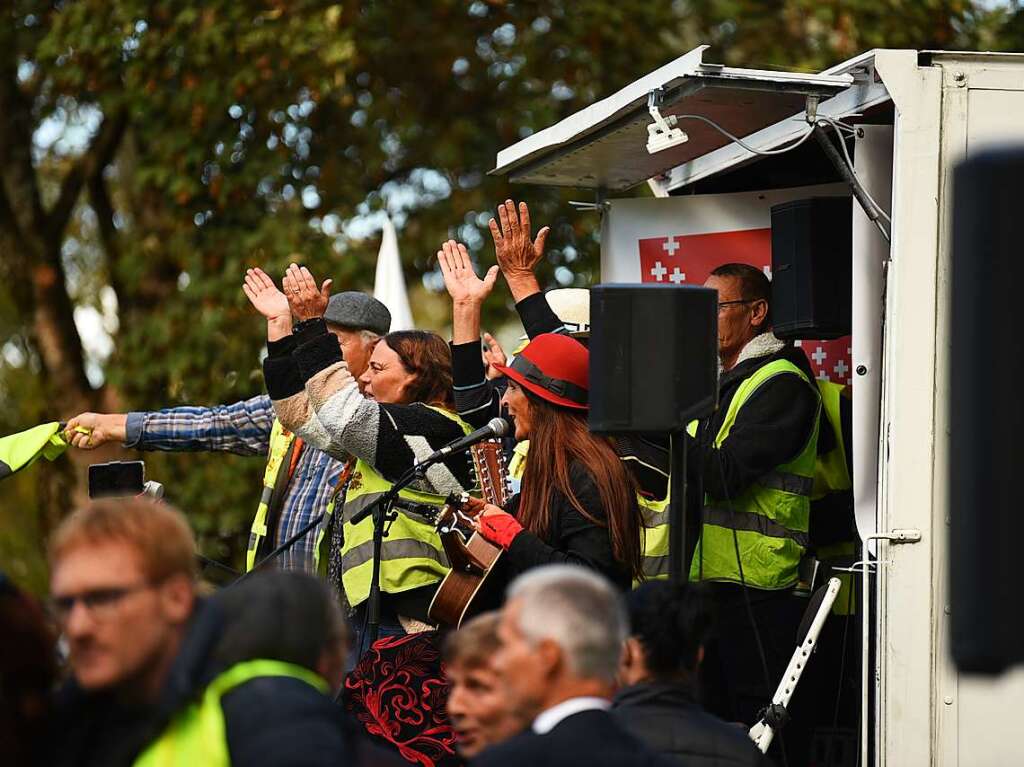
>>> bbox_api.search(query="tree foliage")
[1,0,1021,591]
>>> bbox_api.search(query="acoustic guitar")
[427,439,510,628]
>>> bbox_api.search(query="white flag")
[373,216,414,331]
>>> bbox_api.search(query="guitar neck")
[470,440,510,506]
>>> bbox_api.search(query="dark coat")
[690,341,822,503]
[611,683,773,767]
[502,461,635,591]
[471,708,675,767]
[49,599,350,767]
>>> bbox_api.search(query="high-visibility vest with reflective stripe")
[133,659,327,767]
[337,407,472,608]
[812,380,856,615]
[638,491,670,581]
[641,420,700,580]
[245,420,298,572]
[812,380,851,500]
[690,359,821,590]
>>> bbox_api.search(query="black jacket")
[501,461,634,591]
[611,683,773,767]
[690,340,821,504]
[50,599,349,767]
[472,708,675,767]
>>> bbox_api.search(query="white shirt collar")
[531,696,610,734]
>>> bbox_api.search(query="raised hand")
[243,268,291,321]
[482,332,507,380]
[488,199,550,285]
[437,240,499,306]
[283,263,332,322]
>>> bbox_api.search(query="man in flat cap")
[66,280,392,576]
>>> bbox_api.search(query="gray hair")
[507,565,628,684]
[324,321,382,346]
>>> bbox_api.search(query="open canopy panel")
[492,45,852,191]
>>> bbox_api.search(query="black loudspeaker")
[589,284,718,434]
[770,196,853,340]
[950,146,1024,675]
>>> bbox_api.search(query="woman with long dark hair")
[438,237,641,587]
[472,333,642,587]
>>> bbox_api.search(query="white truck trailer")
[493,47,1024,767]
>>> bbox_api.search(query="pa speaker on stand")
[589,284,719,582]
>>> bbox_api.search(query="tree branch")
[48,107,128,237]
[0,46,48,242]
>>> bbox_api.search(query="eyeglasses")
[717,299,758,313]
[50,582,153,623]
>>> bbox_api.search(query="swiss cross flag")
[638,229,851,385]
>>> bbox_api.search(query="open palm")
[438,239,498,304]
[243,268,290,320]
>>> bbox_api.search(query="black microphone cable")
[716,449,790,767]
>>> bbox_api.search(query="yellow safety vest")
[690,359,821,590]
[812,379,857,614]
[323,406,473,608]
[245,420,299,572]
[508,439,529,482]
[638,487,672,582]
[133,659,327,767]
[0,422,69,480]
[812,380,851,500]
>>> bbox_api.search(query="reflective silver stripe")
[344,538,448,571]
[643,509,669,527]
[642,555,669,577]
[703,506,809,547]
[758,471,814,496]
[342,492,386,524]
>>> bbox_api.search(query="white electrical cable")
[673,112,892,240]
[674,113,817,156]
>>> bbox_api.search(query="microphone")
[420,418,509,466]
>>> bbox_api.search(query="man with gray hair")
[473,565,674,767]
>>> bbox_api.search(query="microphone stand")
[667,430,690,584]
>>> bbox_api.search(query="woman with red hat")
[438,239,642,589]
[477,332,642,587]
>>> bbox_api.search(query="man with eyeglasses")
[48,498,349,767]
[687,263,823,766]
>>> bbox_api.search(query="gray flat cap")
[324,292,391,336]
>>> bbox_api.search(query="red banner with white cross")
[637,231,851,384]
[601,186,851,385]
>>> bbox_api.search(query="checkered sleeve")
[125,394,275,456]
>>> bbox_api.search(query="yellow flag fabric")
[0,423,70,481]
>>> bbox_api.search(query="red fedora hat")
[492,333,589,410]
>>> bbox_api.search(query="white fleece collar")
[730,332,786,370]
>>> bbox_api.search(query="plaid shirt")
[124,394,343,573]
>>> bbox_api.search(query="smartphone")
[88,461,145,499]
